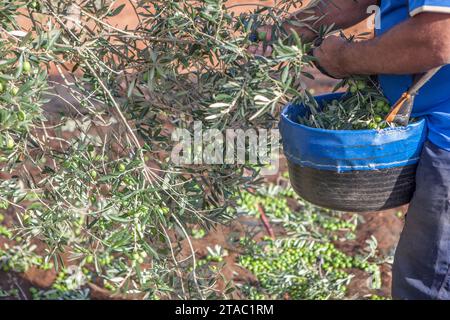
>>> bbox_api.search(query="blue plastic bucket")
[280,93,427,212]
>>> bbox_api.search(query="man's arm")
[283,0,378,41]
[249,0,377,55]
[315,13,450,78]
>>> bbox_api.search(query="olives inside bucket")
[279,93,427,212]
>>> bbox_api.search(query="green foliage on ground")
[236,184,382,300]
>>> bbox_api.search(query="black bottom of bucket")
[288,162,417,212]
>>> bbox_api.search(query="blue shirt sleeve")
[409,0,450,16]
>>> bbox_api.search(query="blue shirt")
[378,0,450,150]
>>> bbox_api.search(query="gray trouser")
[392,141,450,299]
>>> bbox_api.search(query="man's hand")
[313,35,349,78]
[247,7,319,57]
[247,25,273,57]
[247,23,316,57]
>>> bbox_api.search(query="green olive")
[0,82,4,93]
[17,110,26,121]
[6,137,15,149]
[30,1,38,9]
[374,115,383,123]
[22,61,32,73]
[258,31,268,41]
[383,105,391,113]
[89,170,97,179]
[118,163,126,172]
[357,81,366,90]
[376,100,385,109]
[11,87,19,96]
[349,85,358,94]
